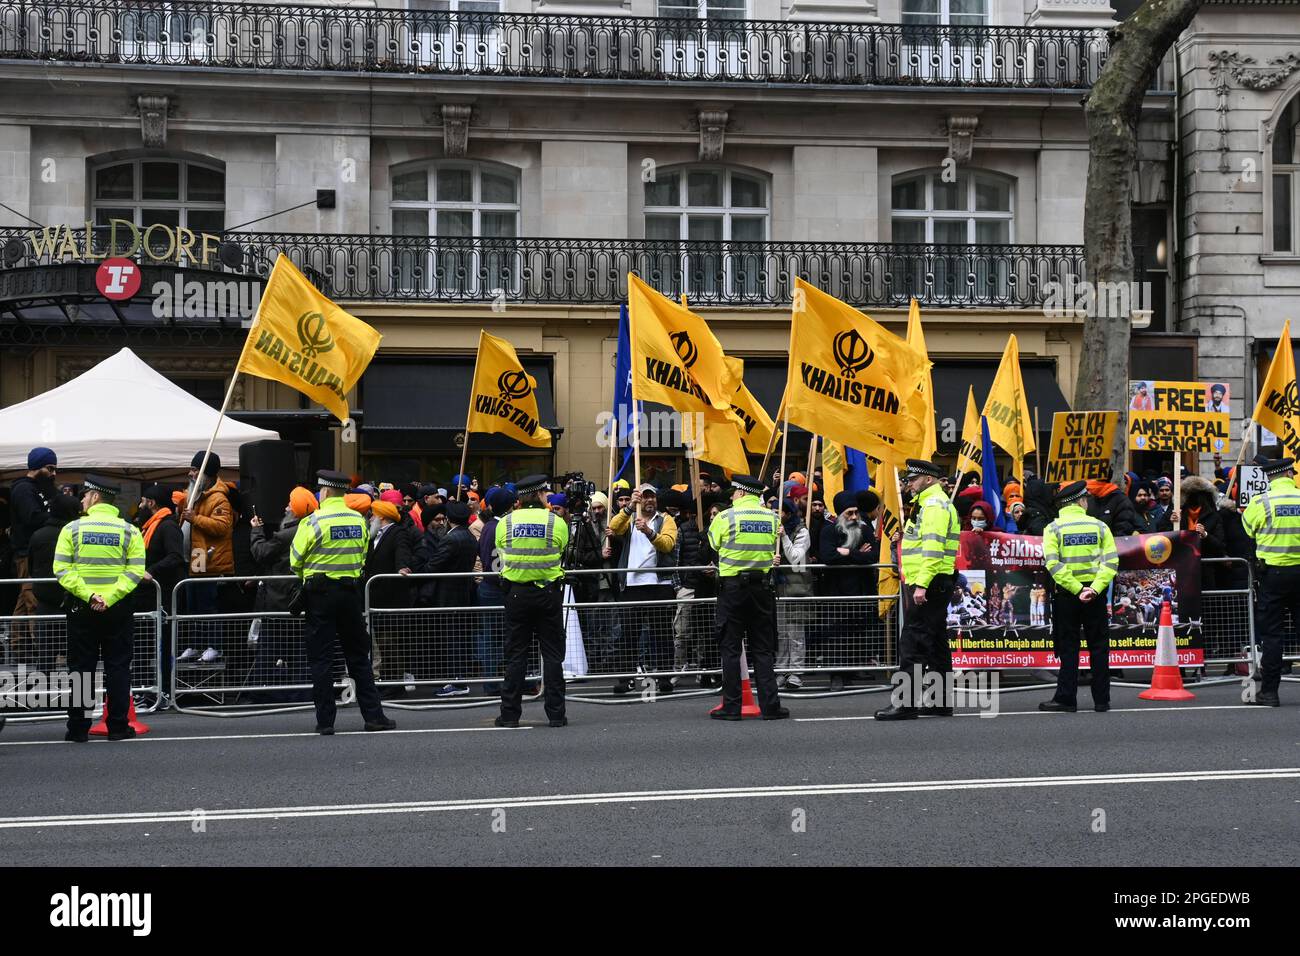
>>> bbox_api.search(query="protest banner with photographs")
[938,530,1202,669]
[1128,380,1230,453]
[1045,411,1118,483]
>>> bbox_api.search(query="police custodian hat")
[730,474,765,495]
[316,469,351,491]
[1262,457,1295,478]
[83,475,120,496]
[901,459,944,481]
[515,474,550,494]
[1054,480,1089,505]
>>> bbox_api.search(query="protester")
[776,498,812,690]
[1173,475,1228,587]
[608,484,678,695]
[9,447,58,663]
[1132,482,1172,533]
[475,487,515,694]
[1085,477,1139,537]
[417,499,478,696]
[819,490,878,691]
[365,496,415,698]
[246,488,313,701]
[178,451,234,664]
[25,493,81,671]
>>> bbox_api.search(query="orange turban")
[288,486,319,519]
[344,492,372,514]
[371,500,400,523]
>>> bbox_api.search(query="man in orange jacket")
[177,451,234,664]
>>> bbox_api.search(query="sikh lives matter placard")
[946,531,1203,668]
[1128,380,1230,453]
[1045,411,1118,483]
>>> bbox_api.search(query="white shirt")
[626,511,660,587]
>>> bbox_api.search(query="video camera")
[554,471,597,517]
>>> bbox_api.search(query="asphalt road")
[1,681,1296,867]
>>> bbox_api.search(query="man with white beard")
[818,490,879,691]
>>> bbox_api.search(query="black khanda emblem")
[832,328,873,379]
[297,311,334,359]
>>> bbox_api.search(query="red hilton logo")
[95,257,142,300]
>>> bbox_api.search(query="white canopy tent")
[0,348,278,472]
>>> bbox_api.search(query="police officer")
[495,474,569,728]
[876,459,960,720]
[1038,480,1119,713]
[53,476,146,742]
[1242,457,1299,707]
[289,470,395,735]
[707,474,788,721]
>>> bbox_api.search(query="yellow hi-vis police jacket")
[52,502,146,608]
[1041,502,1119,595]
[290,495,368,580]
[1242,475,1300,568]
[900,482,960,588]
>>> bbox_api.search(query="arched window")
[644,165,770,299]
[891,168,1013,244]
[1271,91,1299,253]
[91,156,225,259]
[389,161,520,295]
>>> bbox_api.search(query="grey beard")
[837,517,862,550]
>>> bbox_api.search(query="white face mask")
[971,519,988,531]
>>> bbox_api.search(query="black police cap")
[730,474,764,495]
[83,475,121,496]
[901,459,944,481]
[316,469,351,491]
[1054,480,1089,505]
[1262,458,1295,478]
[515,473,550,494]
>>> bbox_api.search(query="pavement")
[0,680,1296,866]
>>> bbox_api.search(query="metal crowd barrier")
[0,577,163,724]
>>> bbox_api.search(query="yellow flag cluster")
[955,386,982,475]
[874,459,904,618]
[236,253,381,422]
[906,298,937,460]
[466,330,553,448]
[1252,320,1300,473]
[784,278,931,463]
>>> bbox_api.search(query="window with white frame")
[900,0,989,26]
[658,0,746,19]
[390,161,519,295]
[1271,91,1299,254]
[891,169,1013,244]
[891,168,1014,303]
[644,166,768,298]
[91,157,225,258]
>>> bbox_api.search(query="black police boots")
[364,717,397,732]
[494,716,519,728]
[1037,700,1077,713]
[1250,691,1281,708]
[761,707,791,720]
[873,704,918,721]
[64,729,89,743]
[106,727,137,741]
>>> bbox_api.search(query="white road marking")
[795,704,1257,722]
[0,768,1294,831]
[0,725,529,748]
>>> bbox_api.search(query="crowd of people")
[0,444,1271,703]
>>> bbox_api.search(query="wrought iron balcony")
[0,0,1113,89]
[0,226,1086,311]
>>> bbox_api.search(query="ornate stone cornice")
[696,109,729,162]
[440,104,473,158]
[946,115,980,164]
[1207,50,1300,173]
[134,94,172,149]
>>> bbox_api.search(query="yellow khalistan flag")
[684,406,750,476]
[629,274,738,416]
[955,385,983,475]
[465,330,552,448]
[237,253,381,422]
[906,298,937,459]
[724,356,776,455]
[785,278,930,461]
[821,439,847,506]
[1253,320,1300,471]
[875,458,903,618]
[982,334,1035,479]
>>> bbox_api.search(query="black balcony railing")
[0,0,1113,88]
[0,226,1086,310]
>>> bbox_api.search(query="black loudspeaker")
[239,440,298,524]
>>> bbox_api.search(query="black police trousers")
[1256,564,1300,694]
[715,573,781,715]
[896,573,954,705]
[66,601,133,736]
[500,580,566,723]
[1051,586,1110,707]
[303,577,386,728]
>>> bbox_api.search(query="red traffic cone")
[89,694,151,736]
[710,644,763,718]
[1139,596,1195,701]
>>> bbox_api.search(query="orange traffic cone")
[710,644,763,718]
[1139,593,1195,701]
[89,694,151,736]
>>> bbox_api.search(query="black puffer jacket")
[1178,476,1228,587]
[1018,479,1057,537]
[1087,484,1139,537]
[675,514,709,590]
[249,514,303,613]
[9,475,54,556]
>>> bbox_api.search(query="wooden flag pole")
[805,433,818,493]
[689,450,704,530]
[632,401,643,487]
[1033,406,1042,477]
[457,335,487,503]
[455,429,471,503]
[185,369,242,515]
[776,413,790,507]
[606,420,618,497]
[758,392,787,485]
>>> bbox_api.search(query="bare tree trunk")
[1076,0,1203,482]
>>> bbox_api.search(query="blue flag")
[844,445,873,493]
[980,415,1008,530]
[609,303,635,481]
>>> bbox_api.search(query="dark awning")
[360,356,559,452]
[742,358,1068,446]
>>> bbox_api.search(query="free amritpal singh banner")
[982,334,1036,479]
[1253,320,1300,473]
[236,253,382,422]
[466,330,553,448]
[783,278,930,462]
